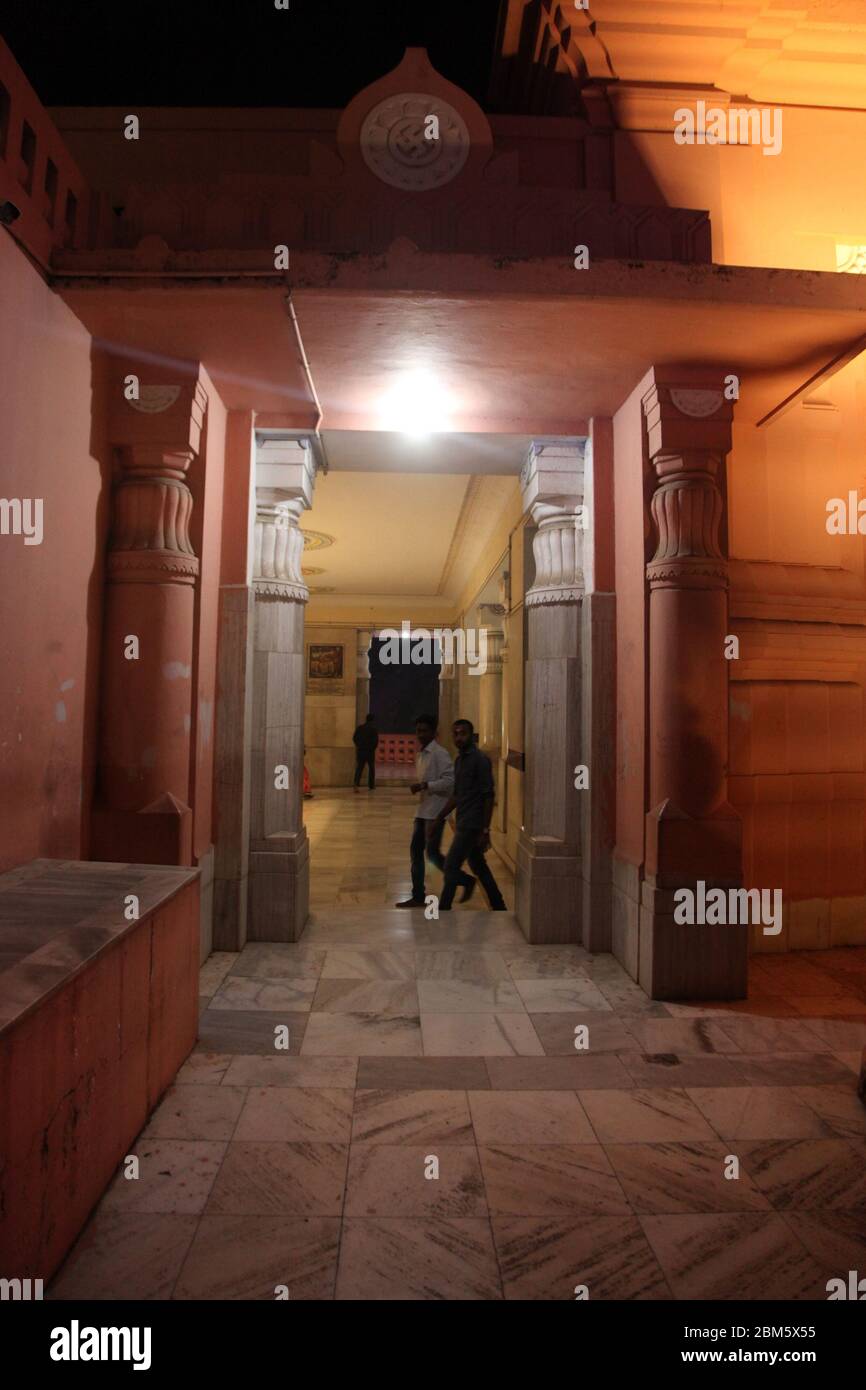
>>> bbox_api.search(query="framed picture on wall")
[308,644,343,679]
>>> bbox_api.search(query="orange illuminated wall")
[0,231,108,871]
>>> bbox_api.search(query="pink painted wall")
[612,371,652,869]
[188,368,227,861]
[0,232,108,871]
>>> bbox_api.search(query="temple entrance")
[299,432,530,919]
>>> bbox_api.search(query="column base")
[639,878,748,1000]
[516,834,581,944]
[641,800,746,999]
[248,829,310,942]
[90,795,193,866]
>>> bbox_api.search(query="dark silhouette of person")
[352,712,378,791]
[431,718,506,911]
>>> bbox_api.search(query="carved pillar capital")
[477,605,505,673]
[253,437,317,603]
[643,382,733,593]
[521,441,586,607]
[107,373,207,587]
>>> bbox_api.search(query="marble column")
[247,438,315,942]
[477,602,505,831]
[355,629,372,725]
[641,381,745,998]
[495,572,511,836]
[516,441,585,943]
[437,658,456,752]
[91,369,207,866]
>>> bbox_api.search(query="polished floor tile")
[206,1142,348,1216]
[312,978,420,1016]
[174,1216,340,1300]
[420,1012,544,1056]
[345,1144,487,1218]
[417,978,525,1013]
[49,1213,199,1300]
[738,1138,866,1209]
[468,1090,595,1145]
[687,1086,831,1140]
[639,1212,827,1300]
[512,977,612,1013]
[320,948,417,980]
[336,1218,502,1300]
[234,1087,354,1142]
[355,1056,491,1090]
[352,1089,474,1145]
[479,1144,629,1216]
[197,1009,309,1056]
[141,1084,247,1141]
[529,1011,640,1055]
[578,1089,718,1144]
[604,1142,771,1214]
[100,1140,226,1215]
[221,1055,358,1089]
[486,1054,634,1090]
[301,1011,423,1056]
[210,976,318,1012]
[492,1215,671,1300]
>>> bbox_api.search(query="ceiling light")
[379,369,453,437]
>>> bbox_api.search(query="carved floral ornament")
[669,389,724,419]
[360,93,471,191]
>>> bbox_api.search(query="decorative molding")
[107,550,199,584]
[127,385,182,414]
[360,93,471,191]
[302,529,335,551]
[670,388,724,419]
[646,452,727,592]
[521,446,587,606]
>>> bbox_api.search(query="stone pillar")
[247,438,315,942]
[477,601,505,830]
[213,411,256,953]
[496,572,511,835]
[641,381,745,998]
[355,629,372,724]
[516,441,585,943]
[437,658,456,752]
[91,370,207,866]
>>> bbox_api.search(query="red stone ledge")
[0,859,200,1280]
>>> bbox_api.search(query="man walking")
[431,718,506,911]
[395,715,474,908]
[352,712,378,792]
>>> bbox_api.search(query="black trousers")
[439,828,506,910]
[410,817,472,902]
[353,752,376,789]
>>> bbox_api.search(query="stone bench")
[0,859,199,1280]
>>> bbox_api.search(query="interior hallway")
[45,791,866,1300]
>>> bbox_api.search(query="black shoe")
[459,877,477,904]
[395,898,425,908]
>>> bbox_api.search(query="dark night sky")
[2,0,505,108]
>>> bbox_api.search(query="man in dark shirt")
[352,713,378,791]
[430,718,506,911]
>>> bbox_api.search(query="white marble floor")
[47,791,866,1300]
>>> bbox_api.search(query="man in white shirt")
[395,714,475,908]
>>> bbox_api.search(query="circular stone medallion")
[360,93,470,191]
